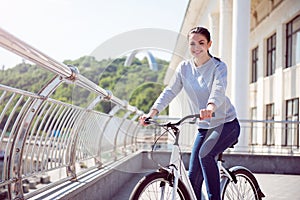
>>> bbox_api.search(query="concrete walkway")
[112,173,300,200]
[255,173,300,200]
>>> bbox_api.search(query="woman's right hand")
[139,109,158,126]
[139,114,151,126]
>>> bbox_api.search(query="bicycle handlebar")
[145,113,215,127]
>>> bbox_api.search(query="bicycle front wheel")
[221,168,262,200]
[129,170,191,200]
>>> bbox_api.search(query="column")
[231,0,251,151]
[219,0,233,97]
[209,12,220,56]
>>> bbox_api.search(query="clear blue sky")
[0,0,189,69]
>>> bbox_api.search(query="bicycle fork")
[163,165,180,200]
[166,142,197,200]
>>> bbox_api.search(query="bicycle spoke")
[237,176,253,199]
[222,173,258,200]
[137,179,183,200]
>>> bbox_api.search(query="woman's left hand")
[199,103,216,120]
[199,109,214,120]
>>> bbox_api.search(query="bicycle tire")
[221,167,263,200]
[129,170,191,200]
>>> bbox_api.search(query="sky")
[0,0,189,69]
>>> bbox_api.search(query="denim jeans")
[188,118,240,200]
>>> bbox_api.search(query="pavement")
[254,173,300,200]
[112,173,300,200]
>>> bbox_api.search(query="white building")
[166,0,300,154]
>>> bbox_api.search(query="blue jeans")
[188,118,240,200]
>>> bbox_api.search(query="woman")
[140,26,240,200]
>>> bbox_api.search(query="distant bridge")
[125,49,158,71]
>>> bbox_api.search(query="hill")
[0,56,169,115]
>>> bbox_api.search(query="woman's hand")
[199,109,214,120]
[199,103,216,120]
[139,114,151,126]
[139,109,158,126]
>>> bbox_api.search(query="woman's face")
[188,33,212,59]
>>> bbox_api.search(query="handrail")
[135,116,300,155]
[0,28,73,78]
[0,27,144,199]
[0,27,145,108]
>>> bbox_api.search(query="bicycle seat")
[229,140,238,148]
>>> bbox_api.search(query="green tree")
[0,55,169,114]
[129,82,168,115]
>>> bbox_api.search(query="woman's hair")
[188,26,211,42]
[188,26,220,61]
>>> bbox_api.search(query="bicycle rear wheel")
[221,167,263,200]
[129,170,191,200]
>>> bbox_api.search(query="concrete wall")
[222,153,300,175]
[34,151,300,200]
[30,152,143,200]
[63,153,143,200]
[140,151,300,175]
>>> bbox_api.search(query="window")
[283,98,299,147]
[251,47,258,83]
[264,104,274,145]
[266,33,276,76]
[286,15,300,68]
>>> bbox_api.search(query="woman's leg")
[189,129,207,200]
[199,119,240,200]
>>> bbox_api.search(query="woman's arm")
[140,63,185,126]
[207,62,228,108]
[151,64,184,113]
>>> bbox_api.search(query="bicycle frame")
[161,126,243,200]
[218,158,239,198]
[159,126,197,200]
[132,115,264,200]
[166,145,247,200]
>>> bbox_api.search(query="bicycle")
[129,114,265,200]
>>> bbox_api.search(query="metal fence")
[136,117,300,155]
[0,27,143,199]
[243,119,299,155]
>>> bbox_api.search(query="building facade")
[167,0,300,153]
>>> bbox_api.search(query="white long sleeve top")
[152,57,237,129]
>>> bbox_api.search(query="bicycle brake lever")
[144,117,152,124]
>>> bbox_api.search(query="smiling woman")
[139,26,240,200]
[188,28,212,66]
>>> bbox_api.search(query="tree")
[129,82,168,115]
[1,56,169,114]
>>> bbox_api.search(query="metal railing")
[243,119,299,155]
[0,27,143,199]
[136,117,300,155]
